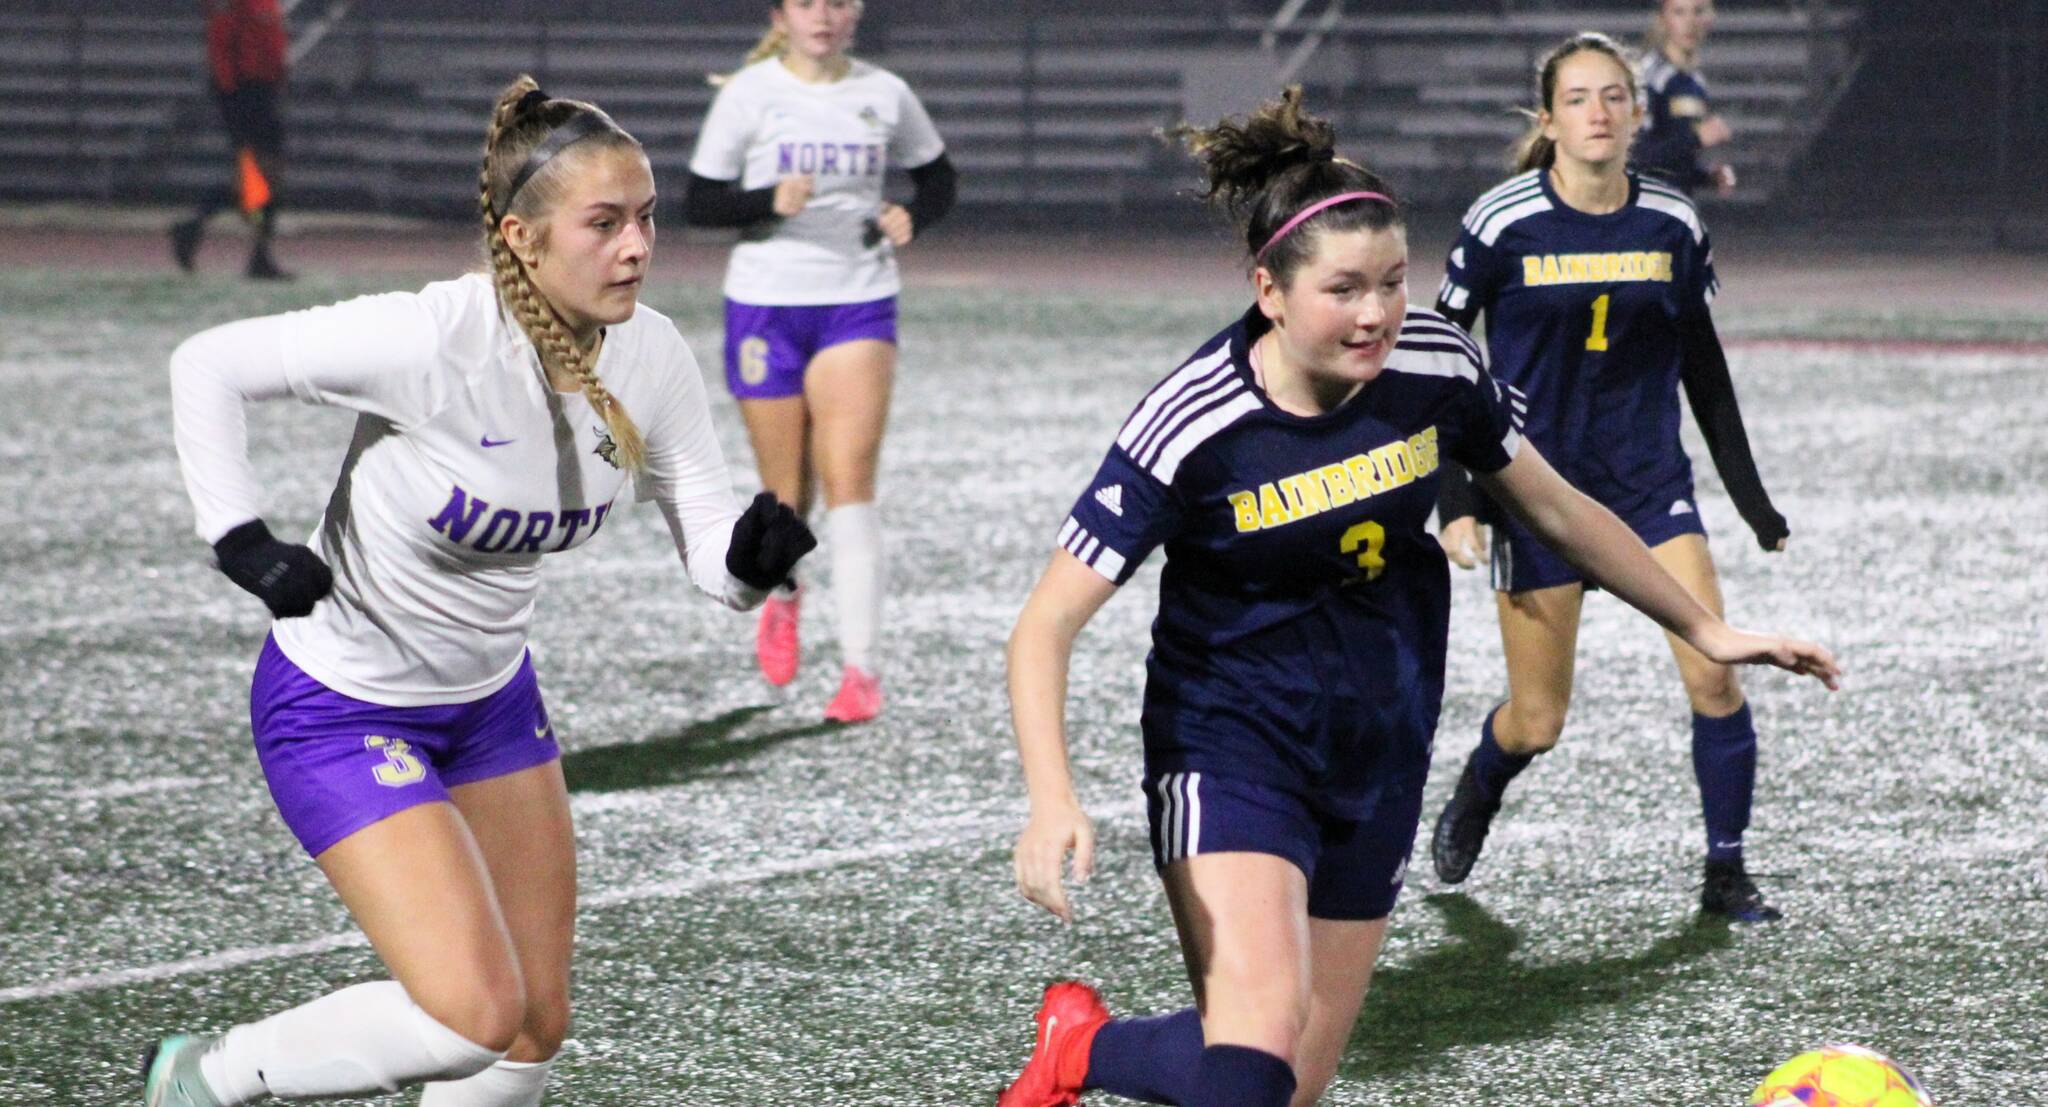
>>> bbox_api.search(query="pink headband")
[1254,191,1394,265]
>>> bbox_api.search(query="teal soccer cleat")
[143,1034,224,1107]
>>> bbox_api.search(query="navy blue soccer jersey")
[1635,53,1713,193]
[1060,306,1522,817]
[1437,169,1717,522]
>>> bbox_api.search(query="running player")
[1634,0,1737,196]
[1430,33,1791,921]
[170,0,293,280]
[144,76,814,1107]
[997,88,1834,1107]
[684,0,957,722]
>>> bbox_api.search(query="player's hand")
[1697,114,1734,147]
[772,174,815,217]
[1438,516,1488,570]
[1013,798,1095,924]
[726,492,817,591]
[1696,625,1839,691]
[875,203,915,247]
[1710,163,1738,196]
[213,519,332,619]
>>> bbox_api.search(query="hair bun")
[515,88,551,117]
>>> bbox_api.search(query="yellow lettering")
[1408,427,1440,476]
[1523,256,1544,287]
[1280,473,1330,518]
[1541,255,1562,285]
[1229,491,1262,533]
[1374,441,1417,487]
[1347,453,1386,496]
[1318,464,1358,507]
[1258,483,1293,529]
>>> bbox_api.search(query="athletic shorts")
[723,296,897,400]
[1144,770,1424,921]
[249,635,560,857]
[1491,482,1708,594]
[215,82,285,155]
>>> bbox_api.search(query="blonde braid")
[709,24,789,86]
[480,75,646,473]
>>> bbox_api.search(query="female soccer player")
[1430,33,1791,921]
[145,76,814,1107]
[684,0,957,722]
[1634,0,1737,196]
[997,88,1834,1107]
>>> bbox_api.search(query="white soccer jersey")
[171,273,762,706]
[689,57,945,306]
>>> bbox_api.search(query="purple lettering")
[798,144,818,173]
[473,508,522,553]
[868,144,883,175]
[588,502,613,538]
[777,142,794,174]
[553,507,592,551]
[509,512,555,554]
[820,144,841,175]
[428,485,489,543]
[843,143,865,174]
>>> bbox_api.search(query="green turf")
[1,266,2043,1105]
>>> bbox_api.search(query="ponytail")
[709,22,789,86]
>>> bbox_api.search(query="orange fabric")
[238,148,272,213]
[206,0,287,91]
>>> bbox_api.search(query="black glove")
[213,519,333,618]
[725,492,816,591]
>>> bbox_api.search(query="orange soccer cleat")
[756,591,800,686]
[997,982,1111,1107]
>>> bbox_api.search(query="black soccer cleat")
[1430,757,1502,885]
[1700,857,1783,923]
[169,219,202,272]
[245,251,295,282]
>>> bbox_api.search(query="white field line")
[0,799,1142,1006]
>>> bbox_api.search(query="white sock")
[419,1057,555,1107]
[826,502,883,673]
[202,980,504,1103]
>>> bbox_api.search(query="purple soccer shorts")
[723,296,898,400]
[249,635,561,857]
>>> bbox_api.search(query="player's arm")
[875,153,957,246]
[680,171,779,227]
[1008,550,1118,924]
[1679,306,1788,550]
[1477,443,1836,687]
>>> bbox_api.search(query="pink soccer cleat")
[756,591,800,686]
[997,981,1110,1107]
[822,664,882,723]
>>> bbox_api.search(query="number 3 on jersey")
[1586,293,1612,352]
[1340,520,1387,581]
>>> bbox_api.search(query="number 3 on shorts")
[365,735,426,787]
[1340,520,1387,580]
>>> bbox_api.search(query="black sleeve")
[683,172,777,229]
[1680,308,1788,549]
[1437,462,1480,525]
[1434,293,1479,334]
[902,153,957,234]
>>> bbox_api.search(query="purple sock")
[1693,703,1757,863]
[1469,705,1535,805]
[1186,1044,1295,1107]
[1086,1008,1204,1104]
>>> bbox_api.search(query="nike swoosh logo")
[1043,1014,1057,1053]
[481,436,515,448]
[536,723,552,738]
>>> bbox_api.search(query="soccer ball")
[1751,1044,1934,1107]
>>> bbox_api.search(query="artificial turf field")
[1,218,2044,1105]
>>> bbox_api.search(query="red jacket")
[206,0,287,91]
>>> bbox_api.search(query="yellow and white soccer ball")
[1751,1044,1934,1107]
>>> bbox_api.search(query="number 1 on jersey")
[1586,293,1612,352]
[1340,520,1387,581]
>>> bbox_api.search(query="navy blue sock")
[1468,705,1535,805]
[1085,1008,1204,1104]
[1692,702,1757,863]
[1187,1044,1296,1107]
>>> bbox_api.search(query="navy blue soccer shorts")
[1490,482,1708,594]
[1144,770,1424,921]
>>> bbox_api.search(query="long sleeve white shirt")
[171,273,762,705]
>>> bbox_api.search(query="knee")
[511,990,572,1061]
[1207,959,1310,1053]
[413,968,528,1055]
[1686,668,1745,717]
[1499,701,1568,755]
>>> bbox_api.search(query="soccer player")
[684,0,957,722]
[144,76,814,1107]
[998,88,1835,1107]
[1430,33,1791,921]
[1634,0,1737,196]
[170,0,294,280]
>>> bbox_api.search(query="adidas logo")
[1094,484,1124,517]
[1669,499,1694,516]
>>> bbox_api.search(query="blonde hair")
[709,25,789,86]
[479,74,646,472]
[1509,32,1641,173]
